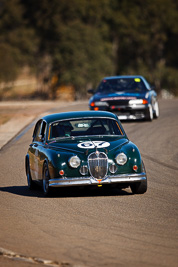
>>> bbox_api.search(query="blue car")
[88,76,159,121]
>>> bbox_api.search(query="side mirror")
[87,89,95,94]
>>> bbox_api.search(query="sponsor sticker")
[78,141,110,149]
[101,96,136,101]
[134,78,141,82]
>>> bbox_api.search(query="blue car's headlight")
[129,99,148,105]
[115,153,127,165]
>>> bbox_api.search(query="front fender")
[44,149,78,179]
[111,142,142,174]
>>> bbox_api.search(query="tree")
[0,0,38,83]
[1,0,178,98]
[22,0,114,98]
[109,0,178,93]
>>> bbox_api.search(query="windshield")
[97,78,147,93]
[48,118,124,140]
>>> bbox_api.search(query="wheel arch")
[42,158,50,178]
[42,153,57,180]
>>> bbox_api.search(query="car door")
[36,120,47,180]
[29,119,43,181]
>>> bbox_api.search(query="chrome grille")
[88,151,108,180]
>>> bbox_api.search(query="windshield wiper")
[49,136,75,142]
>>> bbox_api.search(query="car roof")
[42,110,117,124]
[103,75,144,80]
[101,75,150,89]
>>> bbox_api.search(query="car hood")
[47,136,129,154]
[91,91,146,101]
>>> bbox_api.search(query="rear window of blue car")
[97,78,147,92]
[48,118,124,140]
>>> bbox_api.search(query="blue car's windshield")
[97,78,147,93]
[48,118,124,140]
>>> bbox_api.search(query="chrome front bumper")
[49,172,147,187]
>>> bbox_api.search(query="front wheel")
[130,179,147,194]
[43,163,51,196]
[26,157,35,189]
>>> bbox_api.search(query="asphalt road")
[0,99,178,267]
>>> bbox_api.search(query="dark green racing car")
[25,111,147,196]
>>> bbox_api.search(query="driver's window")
[41,121,47,139]
[33,120,42,142]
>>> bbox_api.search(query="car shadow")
[0,185,44,198]
[0,185,132,198]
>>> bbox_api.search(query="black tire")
[130,179,147,194]
[26,157,35,189]
[43,163,51,197]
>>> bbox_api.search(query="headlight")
[68,155,81,168]
[115,153,127,165]
[129,99,143,104]
[129,99,148,105]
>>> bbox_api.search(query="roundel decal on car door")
[78,141,110,149]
